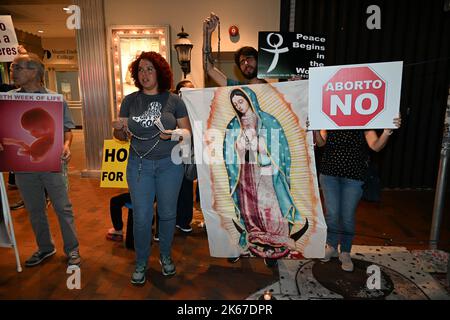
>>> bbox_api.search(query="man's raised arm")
[203,12,227,87]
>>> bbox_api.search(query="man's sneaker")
[106,228,123,242]
[227,256,240,263]
[264,258,278,268]
[159,255,176,276]
[68,250,81,266]
[25,249,56,267]
[131,262,147,285]
[10,200,25,210]
[153,234,159,242]
[176,224,193,233]
[339,252,354,272]
[321,244,339,262]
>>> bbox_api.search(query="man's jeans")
[127,156,184,265]
[16,171,79,255]
[319,174,364,253]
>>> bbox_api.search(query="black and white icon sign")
[260,33,289,73]
[258,31,327,79]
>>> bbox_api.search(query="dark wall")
[281,0,450,189]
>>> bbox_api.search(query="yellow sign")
[100,139,129,188]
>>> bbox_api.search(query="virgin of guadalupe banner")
[181,81,326,259]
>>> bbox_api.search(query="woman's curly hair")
[129,51,173,92]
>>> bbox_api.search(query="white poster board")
[0,15,19,62]
[308,61,403,129]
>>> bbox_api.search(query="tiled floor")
[1,130,449,299]
[248,246,450,300]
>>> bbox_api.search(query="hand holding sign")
[112,118,130,141]
[393,115,401,128]
[384,114,402,135]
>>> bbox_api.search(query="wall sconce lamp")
[174,26,193,79]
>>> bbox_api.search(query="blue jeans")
[127,156,184,265]
[319,174,364,253]
[16,171,79,255]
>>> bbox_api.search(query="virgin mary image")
[223,87,308,259]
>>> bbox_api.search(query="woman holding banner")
[314,118,401,272]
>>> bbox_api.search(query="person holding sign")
[313,117,401,272]
[5,52,81,268]
[112,51,191,285]
[204,13,283,268]
[1,44,28,210]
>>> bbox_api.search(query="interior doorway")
[44,67,83,128]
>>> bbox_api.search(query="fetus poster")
[0,93,63,172]
[182,81,327,259]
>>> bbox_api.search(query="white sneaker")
[321,245,338,262]
[339,252,354,272]
[176,224,193,233]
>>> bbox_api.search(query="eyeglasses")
[11,64,33,71]
[239,56,255,67]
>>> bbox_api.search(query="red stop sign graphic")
[322,66,386,126]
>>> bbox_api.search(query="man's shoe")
[153,234,159,242]
[10,200,25,210]
[339,252,354,272]
[106,228,123,242]
[227,256,240,263]
[131,263,147,285]
[176,224,193,233]
[321,244,339,262]
[68,250,81,266]
[25,249,56,267]
[264,258,278,268]
[159,255,176,276]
